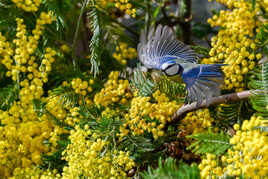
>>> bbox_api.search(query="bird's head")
[160,61,183,76]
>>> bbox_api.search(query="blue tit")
[137,25,225,106]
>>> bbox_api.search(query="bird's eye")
[164,64,180,76]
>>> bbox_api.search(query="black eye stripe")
[162,64,182,76]
[165,64,176,70]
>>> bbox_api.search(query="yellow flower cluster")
[204,0,265,91]
[0,12,66,178]
[199,153,223,178]
[120,90,179,139]
[12,0,41,12]
[199,115,268,178]
[113,42,137,65]
[179,109,214,135]
[1,12,54,84]
[71,78,94,96]
[114,0,136,18]
[61,126,135,179]
[259,0,268,12]
[0,109,59,178]
[11,167,61,179]
[94,71,132,107]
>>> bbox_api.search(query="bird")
[137,24,225,106]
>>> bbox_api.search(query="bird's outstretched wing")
[137,25,197,69]
[182,64,225,106]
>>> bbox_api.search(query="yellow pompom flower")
[113,0,136,17]
[94,71,132,107]
[179,109,214,135]
[12,0,41,12]
[113,42,137,65]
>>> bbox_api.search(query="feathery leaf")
[187,132,231,156]
[131,64,155,97]
[141,157,200,179]
[88,1,102,76]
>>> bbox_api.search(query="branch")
[170,90,253,124]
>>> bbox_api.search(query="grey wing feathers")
[137,24,197,69]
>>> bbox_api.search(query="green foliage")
[131,64,155,97]
[2,0,268,178]
[41,135,70,172]
[249,63,268,116]
[213,101,254,127]
[251,0,256,10]
[156,75,185,101]
[187,132,231,156]
[191,45,210,58]
[0,83,19,110]
[141,157,200,179]
[256,24,268,54]
[51,86,79,107]
[88,1,102,76]
[192,23,213,40]
[32,99,46,117]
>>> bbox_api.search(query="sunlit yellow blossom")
[0,12,66,178]
[94,71,132,106]
[61,127,135,178]
[199,115,268,178]
[204,0,265,91]
[120,90,179,139]
[179,109,214,135]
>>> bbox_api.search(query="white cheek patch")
[161,63,170,71]
[165,65,179,76]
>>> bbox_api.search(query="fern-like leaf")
[131,64,155,97]
[50,86,79,107]
[88,1,102,76]
[156,75,185,101]
[187,132,231,156]
[213,101,254,127]
[249,63,268,116]
[141,157,200,179]
[256,24,268,53]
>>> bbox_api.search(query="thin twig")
[170,90,253,124]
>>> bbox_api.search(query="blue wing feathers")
[182,64,225,104]
[138,24,225,105]
[138,25,197,69]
